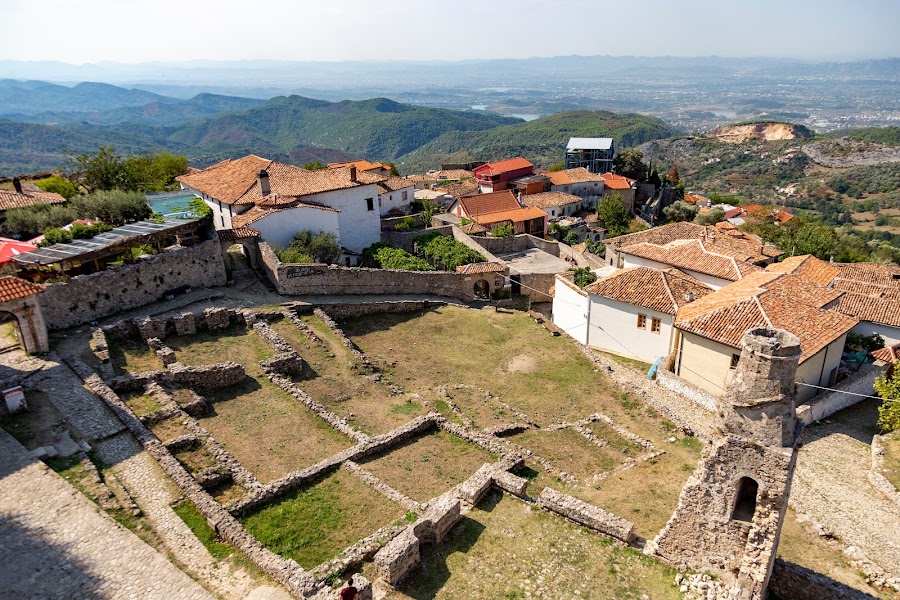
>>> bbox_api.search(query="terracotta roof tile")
[406,169,473,182]
[834,262,900,286]
[0,276,44,302]
[521,191,583,209]
[620,239,762,281]
[584,267,714,315]
[676,282,858,363]
[600,173,635,189]
[176,155,271,205]
[765,255,841,286]
[0,189,67,211]
[217,227,260,242]
[683,194,709,204]
[457,190,521,218]
[871,343,900,363]
[377,177,414,194]
[475,157,533,175]
[326,159,386,171]
[608,221,781,264]
[544,168,604,186]
[834,292,900,327]
[447,179,480,198]
[456,262,506,275]
[476,206,548,226]
[231,201,340,228]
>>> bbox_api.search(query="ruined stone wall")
[308,300,448,320]
[468,234,559,257]
[520,273,557,301]
[40,241,227,329]
[769,559,879,600]
[259,243,476,301]
[538,487,635,543]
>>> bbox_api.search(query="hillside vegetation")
[397,110,678,172]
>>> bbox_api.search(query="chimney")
[350,165,357,182]
[12,177,23,194]
[258,169,270,196]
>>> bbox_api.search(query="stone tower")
[646,327,802,599]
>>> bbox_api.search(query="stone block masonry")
[168,361,246,389]
[39,240,227,329]
[373,528,420,586]
[538,487,635,543]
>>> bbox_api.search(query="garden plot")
[240,468,409,570]
[198,374,352,483]
[269,313,429,435]
[359,430,496,503]
[108,337,163,375]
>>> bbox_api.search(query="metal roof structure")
[566,137,614,151]
[12,217,201,267]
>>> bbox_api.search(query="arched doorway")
[0,277,49,354]
[731,476,759,522]
[473,279,490,299]
[0,311,22,351]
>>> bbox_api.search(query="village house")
[509,173,551,196]
[553,266,714,363]
[405,169,474,190]
[447,190,547,237]
[599,172,636,213]
[520,191,585,219]
[564,137,614,173]
[177,155,385,254]
[473,158,534,193]
[672,270,858,401]
[0,180,66,226]
[327,159,392,177]
[543,167,605,204]
[767,255,900,345]
[376,177,416,217]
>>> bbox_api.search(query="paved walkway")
[0,429,213,600]
[790,402,900,580]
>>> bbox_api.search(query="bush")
[875,365,900,432]
[563,230,581,245]
[373,247,434,271]
[846,332,885,353]
[695,207,725,226]
[69,222,112,239]
[490,223,515,238]
[70,190,152,225]
[663,200,698,223]
[585,239,605,256]
[3,204,78,238]
[275,230,341,264]
[38,227,73,246]
[394,216,415,231]
[413,232,484,270]
[34,175,78,199]
[569,267,597,288]
[597,192,631,237]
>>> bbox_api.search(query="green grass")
[108,337,162,375]
[173,500,234,559]
[241,469,405,569]
[595,350,653,375]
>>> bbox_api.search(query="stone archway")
[0,277,49,354]
[473,279,490,299]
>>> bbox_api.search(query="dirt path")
[790,402,900,580]
[94,432,292,600]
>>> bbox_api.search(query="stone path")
[94,433,292,600]
[790,404,900,580]
[0,429,213,600]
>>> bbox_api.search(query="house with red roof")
[447,190,547,237]
[473,158,534,193]
[599,173,636,213]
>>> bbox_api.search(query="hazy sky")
[2,0,898,63]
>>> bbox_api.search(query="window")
[564,185,569,192]
[637,314,647,329]
[651,317,661,333]
[366,198,374,211]
[730,354,740,369]
[402,190,408,201]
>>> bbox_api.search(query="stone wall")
[307,300,448,320]
[39,241,227,329]
[870,434,900,508]
[259,243,477,302]
[795,363,886,425]
[469,234,559,257]
[537,487,635,543]
[520,273,557,302]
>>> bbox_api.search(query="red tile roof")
[176,155,271,205]
[475,157,533,176]
[0,189,66,212]
[584,267,714,315]
[765,255,841,287]
[231,201,340,228]
[326,159,386,171]
[456,262,506,275]
[217,227,260,242]
[521,191,583,209]
[835,292,900,328]
[0,276,44,302]
[871,343,900,363]
[477,206,548,226]
[544,168,604,186]
[834,262,900,286]
[600,173,635,190]
[620,239,761,282]
[683,194,709,204]
[457,190,522,218]
[608,221,781,264]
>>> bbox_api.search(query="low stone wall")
[259,243,476,301]
[796,363,885,425]
[656,368,719,411]
[168,361,246,389]
[520,272,557,302]
[469,234,558,257]
[308,300,448,320]
[313,308,374,371]
[537,487,635,543]
[40,240,227,329]
[869,434,900,508]
[769,559,879,600]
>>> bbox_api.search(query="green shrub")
[274,230,341,264]
[70,190,152,225]
[38,227,73,246]
[373,247,434,271]
[394,216,415,231]
[413,232,484,270]
[34,175,78,199]
[846,332,885,353]
[491,223,515,238]
[563,230,581,245]
[875,365,900,432]
[569,267,597,288]
[3,204,78,238]
[69,222,112,240]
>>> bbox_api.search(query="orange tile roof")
[608,221,781,263]
[835,292,900,327]
[176,155,272,205]
[774,209,794,223]
[600,173,635,190]
[676,279,858,363]
[447,179,480,198]
[683,194,709,204]
[377,177,414,194]
[832,279,900,300]
[456,262,506,275]
[0,189,66,212]
[476,157,533,175]
[584,267,713,315]
[620,239,761,282]
[834,262,900,286]
[476,206,548,226]
[871,343,900,363]
[457,190,521,218]
[0,276,44,302]
[521,191,583,209]
[545,168,604,186]
[217,227,260,242]
[326,159,387,171]
[765,255,841,286]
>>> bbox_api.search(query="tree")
[585,238,605,257]
[667,163,680,183]
[383,162,401,176]
[491,223,515,238]
[563,230,581,245]
[663,200,698,223]
[597,192,632,237]
[275,230,342,264]
[874,365,900,432]
[70,147,189,192]
[34,175,78,199]
[548,162,565,172]
[70,190,152,225]
[569,267,597,288]
[695,207,725,226]
[613,148,648,182]
[3,204,77,238]
[303,161,325,171]
[648,167,661,188]
[420,198,439,227]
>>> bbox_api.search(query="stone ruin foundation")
[646,327,802,599]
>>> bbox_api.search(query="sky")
[2,0,898,64]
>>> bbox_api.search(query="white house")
[544,168,605,208]
[521,191,587,220]
[673,271,858,401]
[177,155,385,254]
[377,177,416,217]
[578,267,714,363]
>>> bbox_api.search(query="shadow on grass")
[393,492,501,600]
[200,376,263,405]
[334,306,443,338]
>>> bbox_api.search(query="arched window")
[732,477,759,522]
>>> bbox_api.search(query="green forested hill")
[830,127,900,146]
[397,110,680,172]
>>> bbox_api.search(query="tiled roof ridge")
[659,269,678,312]
[753,292,774,327]
[698,240,745,279]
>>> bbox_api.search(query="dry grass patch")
[241,469,408,570]
[199,375,352,483]
[149,417,192,443]
[0,321,18,347]
[511,428,619,481]
[167,322,273,376]
[440,386,525,431]
[108,337,162,375]
[173,444,217,474]
[361,430,495,503]
[778,508,885,597]
[340,306,619,427]
[379,491,681,600]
